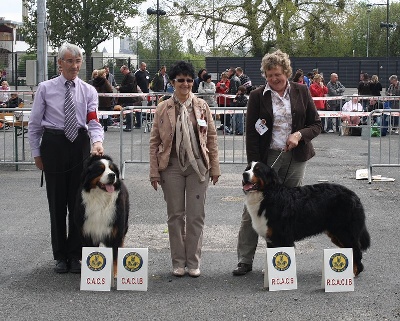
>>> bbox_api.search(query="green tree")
[294,2,357,57]
[21,0,145,80]
[326,2,400,58]
[366,2,400,57]
[17,53,56,78]
[139,16,205,73]
[156,17,184,66]
[169,0,349,57]
[187,39,197,55]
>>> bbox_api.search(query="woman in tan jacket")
[149,61,221,278]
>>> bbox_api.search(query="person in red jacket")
[309,74,328,133]
[215,72,230,130]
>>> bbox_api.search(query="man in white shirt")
[341,94,363,125]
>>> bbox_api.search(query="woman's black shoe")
[232,263,252,276]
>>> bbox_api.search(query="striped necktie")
[64,80,78,142]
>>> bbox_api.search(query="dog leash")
[40,153,92,187]
[270,149,293,184]
[270,150,284,168]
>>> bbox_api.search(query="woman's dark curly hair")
[168,61,195,80]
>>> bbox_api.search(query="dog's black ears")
[88,154,113,163]
[262,163,281,186]
[81,155,111,183]
[269,167,281,185]
[244,162,252,171]
[244,161,281,186]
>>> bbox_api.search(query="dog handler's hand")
[285,131,302,151]
[91,141,104,156]
[34,156,44,170]
[211,175,219,185]
[151,180,160,191]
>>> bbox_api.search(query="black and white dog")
[242,161,370,276]
[75,155,129,274]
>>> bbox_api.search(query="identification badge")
[197,119,207,127]
[255,118,268,135]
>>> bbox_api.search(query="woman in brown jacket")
[92,69,113,130]
[149,61,221,278]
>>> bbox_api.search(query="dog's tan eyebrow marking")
[91,176,101,188]
[112,226,118,238]
[266,227,273,239]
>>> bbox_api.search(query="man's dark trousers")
[40,129,90,261]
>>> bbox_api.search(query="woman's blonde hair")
[260,50,292,78]
[97,69,106,78]
[91,69,98,78]
[313,73,322,82]
[371,75,379,83]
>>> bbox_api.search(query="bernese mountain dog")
[75,155,129,276]
[242,161,370,276]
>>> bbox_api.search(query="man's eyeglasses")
[174,78,194,83]
[62,59,83,65]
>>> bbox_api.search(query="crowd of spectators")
[3,58,399,136]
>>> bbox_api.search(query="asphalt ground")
[1,126,400,320]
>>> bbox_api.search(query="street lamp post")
[37,0,48,82]
[379,0,393,84]
[386,0,390,76]
[136,26,139,69]
[386,0,389,64]
[147,0,166,72]
[368,1,392,84]
[112,16,114,75]
[212,0,215,55]
[367,4,371,57]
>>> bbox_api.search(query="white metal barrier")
[2,92,400,181]
[115,105,248,179]
[0,107,32,170]
[366,109,400,183]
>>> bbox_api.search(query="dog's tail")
[359,226,371,251]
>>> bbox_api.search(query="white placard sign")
[117,248,148,291]
[322,248,354,292]
[264,247,297,291]
[80,247,113,291]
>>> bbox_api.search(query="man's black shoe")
[54,259,68,273]
[69,259,81,274]
[232,263,252,276]
[123,128,132,132]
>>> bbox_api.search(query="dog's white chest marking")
[81,188,119,244]
[245,192,269,239]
